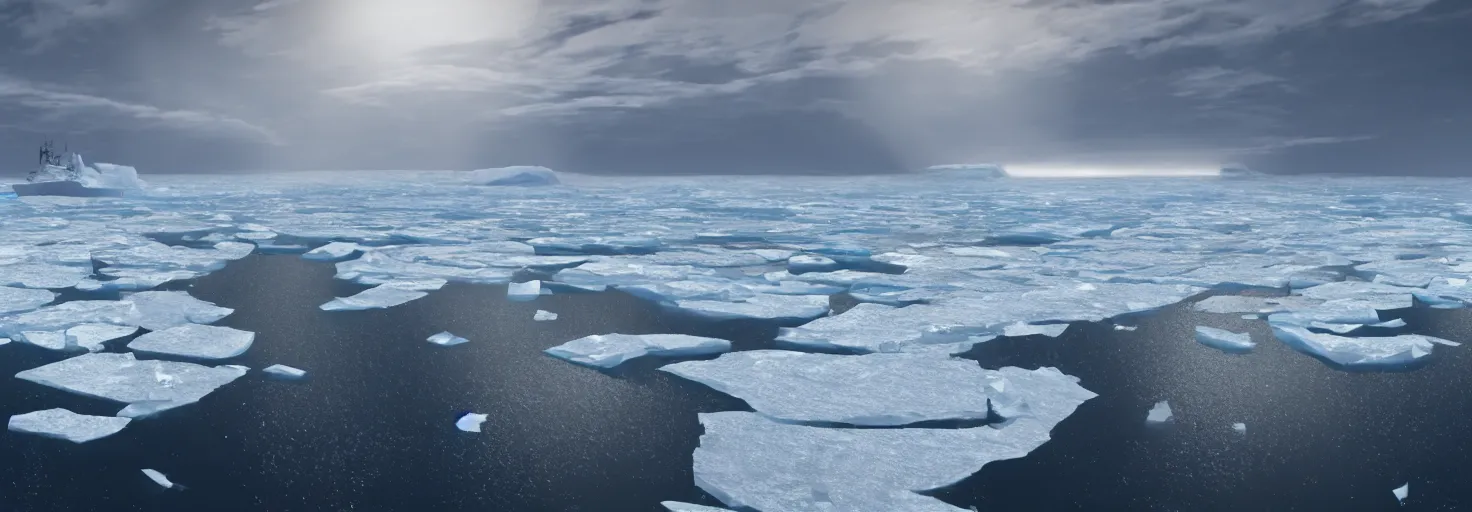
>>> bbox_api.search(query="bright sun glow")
[1004,165,1221,178]
[329,0,538,62]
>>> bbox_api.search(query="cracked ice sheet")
[0,263,93,289]
[0,289,219,337]
[693,410,1081,512]
[8,408,131,443]
[545,333,731,369]
[14,352,247,414]
[320,279,447,311]
[1270,325,1456,369]
[0,286,55,315]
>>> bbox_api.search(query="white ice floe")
[263,364,306,379]
[141,469,176,489]
[1193,326,1255,353]
[534,310,558,321]
[1232,422,1246,434]
[66,324,140,352]
[1394,483,1408,504]
[1269,325,1452,369]
[660,502,733,512]
[320,279,447,311]
[671,294,830,323]
[124,291,234,331]
[13,330,72,351]
[545,333,731,369]
[0,286,55,315]
[15,353,246,416]
[302,242,361,261]
[7,408,131,443]
[127,324,255,360]
[1004,322,1070,338]
[692,411,1079,512]
[507,280,542,301]
[1192,295,1323,315]
[426,331,469,346]
[1146,401,1173,424]
[455,412,488,432]
[787,254,839,274]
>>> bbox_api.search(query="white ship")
[13,141,141,197]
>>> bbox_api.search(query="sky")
[0,0,1468,176]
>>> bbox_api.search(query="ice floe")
[1146,401,1173,424]
[0,285,55,315]
[320,279,447,311]
[8,408,132,443]
[1394,482,1408,504]
[455,412,488,432]
[123,291,234,331]
[15,353,246,415]
[1269,325,1452,369]
[534,310,558,321]
[263,364,306,379]
[302,242,361,261]
[127,324,255,360]
[426,331,468,346]
[1232,422,1246,434]
[660,502,733,512]
[66,324,139,352]
[545,333,731,369]
[507,280,541,301]
[141,469,176,489]
[1194,326,1255,353]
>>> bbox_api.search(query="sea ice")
[1192,295,1323,314]
[545,333,731,369]
[661,351,993,426]
[455,412,488,432]
[0,263,92,289]
[1270,325,1447,369]
[534,310,558,321]
[787,254,840,274]
[320,279,447,311]
[1003,322,1070,338]
[141,469,175,489]
[8,408,131,443]
[15,353,246,414]
[124,291,234,331]
[14,331,71,351]
[0,300,138,338]
[0,286,55,315]
[427,331,468,346]
[660,502,733,512]
[671,294,830,323]
[263,364,306,379]
[127,324,255,360]
[1146,401,1173,424]
[302,242,361,261]
[1193,326,1255,353]
[983,366,1098,425]
[66,324,140,352]
[507,280,541,301]
[1394,483,1408,504]
[1371,318,1407,329]
[691,411,1070,512]
[1232,422,1247,433]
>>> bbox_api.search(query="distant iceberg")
[922,163,1008,178]
[467,166,560,186]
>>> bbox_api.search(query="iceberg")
[263,364,307,379]
[141,469,176,489]
[1270,325,1447,369]
[0,286,55,315]
[671,294,830,323]
[1146,401,1173,424]
[15,353,246,413]
[455,412,488,432]
[545,333,731,369]
[534,310,558,321]
[1193,326,1255,353]
[467,166,560,186]
[14,330,72,351]
[660,502,733,512]
[8,408,132,443]
[776,303,999,354]
[126,324,255,360]
[691,411,1069,512]
[507,280,542,301]
[302,242,361,262]
[427,331,469,346]
[320,279,447,311]
[1192,295,1323,314]
[662,351,994,426]
[124,291,234,331]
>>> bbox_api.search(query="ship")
[12,141,132,197]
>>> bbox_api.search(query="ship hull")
[11,181,128,198]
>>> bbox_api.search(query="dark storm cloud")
[0,0,1465,175]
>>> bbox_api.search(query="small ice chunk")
[8,408,131,443]
[1004,322,1070,338]
[661,502,733,512]
[141,469,175,489]
[1371,318,1407,329]
[263,364,306,379]
[1146,401,1173,424]
[320,279,447,311]
[302,242,361,262]
[1241,314,1260,320]
[0,286,56,315]
[507,280,541,302]
[787,254,840,274]
[533,310,558,321]
[127,324,255,360]
[427,331,468,346]
[0,337,9,346]
[1193,326,1255,353]
[1393,482,1408,504]
[1114,325,1138,331]
[1232,422,1246,433]
[545,333,731,369]
[66,324,139,352]
[455,412,488,432]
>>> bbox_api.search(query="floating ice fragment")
[1394,483,1408,504]
[1146,401,1173,424]
[545,333,730,369]
[141,469,175,489]
[671,294,829,323]
[14,330,72,351]
[125,291,234,331]
[660,502,733,512]
[1114,325,1138,331]
[468,165,560,186]
[0,286,55,315]
[302,242,361,261]
[320,279,447,311]
[661,351,994,426]
[8,408,131,443]
[127,324,255,360]
[1232,423,1246,434]
[1270,325,1446,369]
[66,324,140,352]
[15,353,246,413]
[0,263,92,289]
[1371,318,1407,329]
[455,412,488,432]
[0,337,8,346]
[1193,326,1255,353]
[787,254,839,274]
[1004,322,1070,338]
[427,331,468,346]
[533,310,558,321]
[507,280,541,302]
[263,364,306,379]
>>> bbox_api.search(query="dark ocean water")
[2,254,1470,511]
